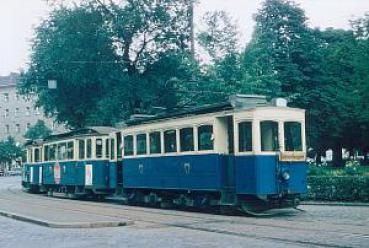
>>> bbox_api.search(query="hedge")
[307,176,369,202]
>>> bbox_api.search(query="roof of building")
[0,73,19,87]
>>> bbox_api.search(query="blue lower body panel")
[123,154,226,191]
[235,155,307,195]
[41,160,113,191]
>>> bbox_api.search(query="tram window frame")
[284,122,303,152]
[49,144,56,161]
[124,135,134,156]
[86,139,92,159]
[58,142,67,160]
[136,134,147,155]
[198,125,214,151]
[96,138,103,158]
[238,121,253,152]
[34,148,41,162]
[110,138,115,159]
[180,127,194,152]
[28,148,33,163]
[149,131,161,154]
[105,139,110,159]
[44,145,49,161]
[116,134,122,158]
[67,141,74,160]
[79,140,85,160]
[164,130,177,153]
[260,121,279,152]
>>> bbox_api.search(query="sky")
[0,0,368,76]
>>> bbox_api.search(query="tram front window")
[284,122,302,151]
[260,121,279,152]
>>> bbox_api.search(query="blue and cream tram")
[22,127,118,197]
[119,95,307,212]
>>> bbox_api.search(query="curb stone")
[301,201,369,207]
[0,210,134,228]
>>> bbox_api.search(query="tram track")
[3,184,369,235]
[0,183,368,248]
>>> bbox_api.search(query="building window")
[198,125,214,151]
[260,121,279,152]
[15,93,20,101]
[149,132,161,154]
[15,108,19,117]
[5,125,9,134]
[4,109,9,118]
[26,123,31,131]
[238,122,253,152]
[123,135,134,156]
[136,134,147,155]
[4,93,9,102]
[25,107,30,116]
[180,128,194,152]
[15,124,20,133]
[35,107,40,115]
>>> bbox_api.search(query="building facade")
[0,73,65,144]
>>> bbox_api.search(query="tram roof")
[125,95,271,126]
[42,126,117,142]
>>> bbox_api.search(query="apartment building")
[0,73,65,144]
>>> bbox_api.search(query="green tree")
[24,120,52,140]
[0,137,23,166]
[19,1,197,127]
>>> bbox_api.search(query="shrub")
[307,176,369,202]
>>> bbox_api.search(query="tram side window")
[198,125,214,151]
[57,143,67,160]
[105,139,110,159]
[117,134,122,158]
[27,149,33,163]
[164,130,177,153]
[136,134,147,155]
[180,128,194,152]
[260,121,279,152]
[149,132,161,154]
[239,122,253,152]
[34,148,41,162]
[67,141,74,159]
[110,139,115,159]
[79,140,85,159]
[284,122,302,151]
[86,139,92,159]
[44,145,49,161]
[124,135,134,156]
[96,139,103,158]
[49,144,56,161]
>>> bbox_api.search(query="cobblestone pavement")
[1,176,368,248]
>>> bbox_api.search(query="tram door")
[116,132,123,190]
[216,116,236,204]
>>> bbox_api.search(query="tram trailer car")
[22,127,121,197]
[119,95,307,213]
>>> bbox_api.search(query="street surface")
[0,176,368,248]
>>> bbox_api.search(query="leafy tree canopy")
[24,120,52,141]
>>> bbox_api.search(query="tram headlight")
[282,171,290,181]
